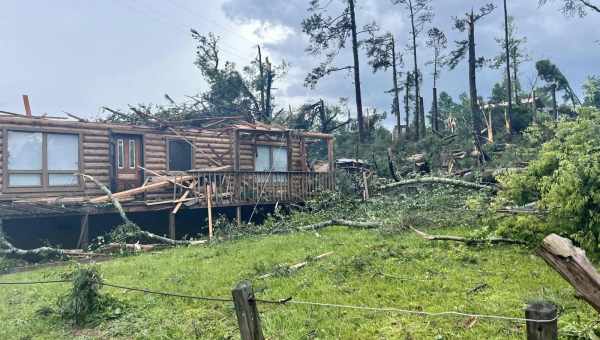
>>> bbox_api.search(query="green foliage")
[495,107,600,253]
[583,75,600,108]
[58,267,124,326]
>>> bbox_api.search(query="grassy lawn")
[0,224,596,339]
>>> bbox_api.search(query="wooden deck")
[0,171,335,219]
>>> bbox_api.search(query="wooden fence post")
[232,281,264,340]
[525,301,557,340]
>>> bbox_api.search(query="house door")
[112,134,143,192]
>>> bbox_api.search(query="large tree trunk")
[392,37,401,140]
[468,14,486,163]
[512,53,520,106]
[409,0,421,140]
[503,0,513,133]
[348,0,366,143]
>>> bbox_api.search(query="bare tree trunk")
[432,87,439,132]
[513,53,520,105]
[468,13,486,162]
[265,57,273,119]
[348,0,366,143]
[405,73,411,138]
[503,0,513,133]
[392,36,401,140]
[409,0,421,140]
[551,84,558,120]
[257,45,265,119]
[419,96,425,136]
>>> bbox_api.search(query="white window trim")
[117,139,124,169]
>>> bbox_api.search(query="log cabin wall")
[0,117,313,204]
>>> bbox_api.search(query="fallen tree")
[298,219,384,231]
[378,176,497,193]
[81,174,202,246]
[537,234,600,314]
[409,226,526,245]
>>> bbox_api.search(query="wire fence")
[0,278,559,325]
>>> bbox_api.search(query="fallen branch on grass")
[537,234,600,313]
[298,219,384,231]
[258,251,334,279]
[409,226,526,245]
[378,177,497,193]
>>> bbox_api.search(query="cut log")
[537,234,600,313]
[409,226,526,245]
[378,176,497,193]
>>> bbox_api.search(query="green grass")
[0,225,596,339]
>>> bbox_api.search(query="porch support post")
[77,212,90,249]
[169,213,176,240]
[236,206,242,226]
[327,138,335,190]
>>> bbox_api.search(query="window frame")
[166,138,194,172]
[117,139,125,169]
[254,144,289,172]
[2,127,84,193]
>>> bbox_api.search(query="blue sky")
[1,0,598,128]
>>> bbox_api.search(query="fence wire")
[0,279,559,324]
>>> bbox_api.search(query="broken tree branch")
[81,173,202,246]
[537,234,600,314]
[298,219,384,231]
[409,226,527,245]
[378,176,497,192]
[258,251,334,279]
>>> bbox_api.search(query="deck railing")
[157,171,335,207]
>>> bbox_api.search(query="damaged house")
[0,113,334,247]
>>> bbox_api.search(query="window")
[6,131,80,188]
[168,140,192,171]
[128,139,136,169]
[117,139,124,169]
[255,146,288,182]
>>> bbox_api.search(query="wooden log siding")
[0,116,333,214]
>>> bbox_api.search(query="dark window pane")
[168,140,192,171]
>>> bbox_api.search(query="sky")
[1,0,598,128]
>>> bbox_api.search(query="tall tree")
[583,75,600,108]
[502,0,513,133]
[364,32,404,139]
[539,0,600,15]
[392,0,433,140]
[492,17,529,106]
[448,4,496,161]
[425,27,447,132]
[190,30,286,122]
[535,59,581,110]
[302,0,376,142]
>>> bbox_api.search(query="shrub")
[58,267,124,326]
[494,108,600,253]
